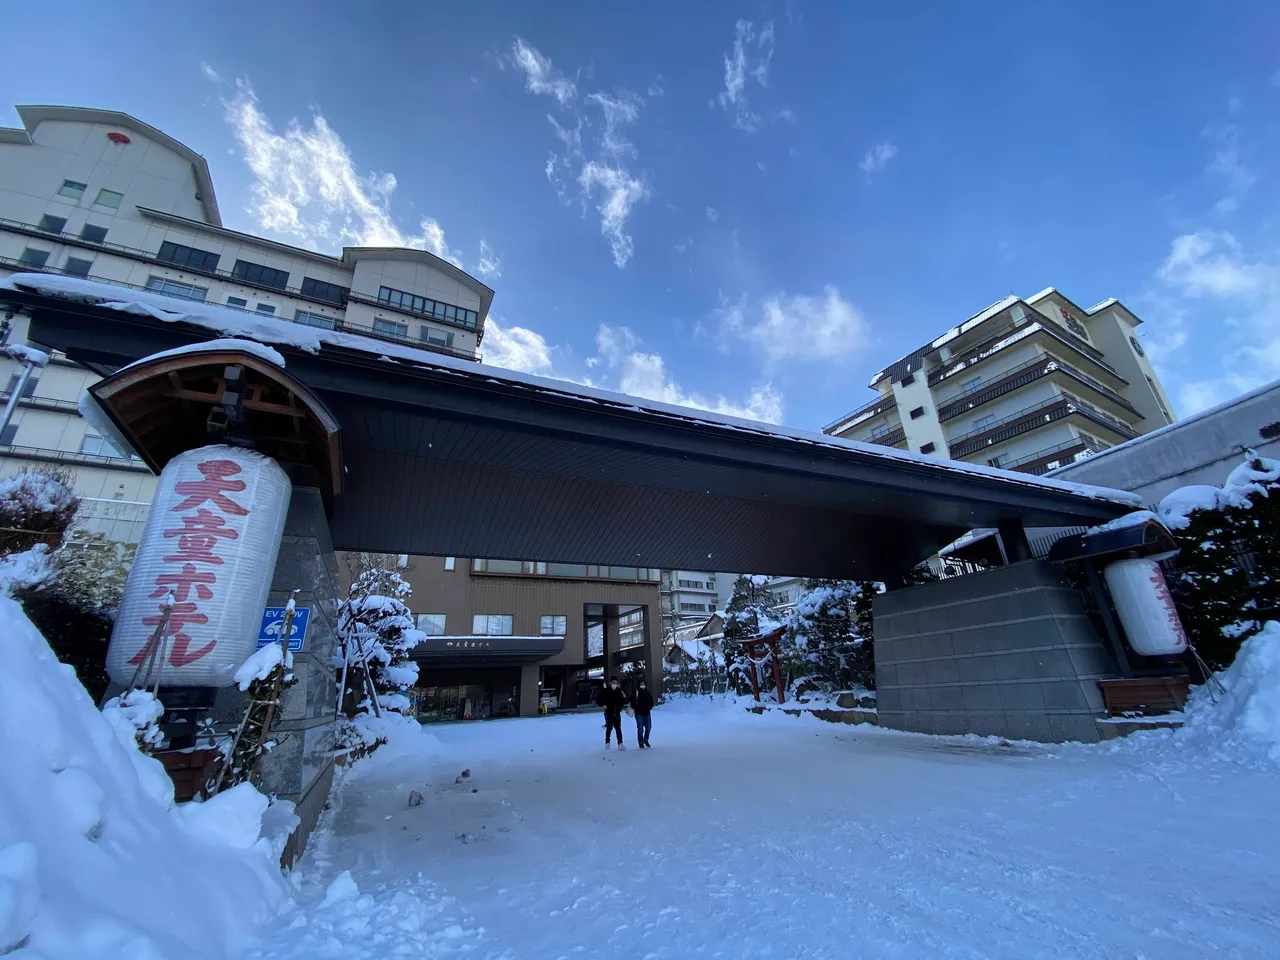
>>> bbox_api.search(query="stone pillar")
[997,519,1034,564]
[212,486,342,861]
[603,615,621,682]
[642,605,663,697]
[518,663,540,716]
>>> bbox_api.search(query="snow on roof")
[1,274,1141,508]
[1025,287,1057,304]
[122,337,287,371]
[1087,297,1119,315]
[4,343,50,367]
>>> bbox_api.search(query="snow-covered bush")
[787,579,880,692]
[101,689,165,752]
[1158,453,1280,669]
[0,467,78,555]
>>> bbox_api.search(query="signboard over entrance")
[258,606,310,652]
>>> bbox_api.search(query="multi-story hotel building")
[823,289,1176,476]
[0,104,493,537]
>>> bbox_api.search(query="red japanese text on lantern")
[130,459,250,668]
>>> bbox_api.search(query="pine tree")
[787,579,858,690]
[336,554,426,719]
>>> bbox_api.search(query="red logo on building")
[107,132,131,144]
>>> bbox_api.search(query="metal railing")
[936,353,1139,422]
[0,391,81,413]
[0,442,151,470]
[947,396,1138,460]
[823,393,898,435]
[866,425,907,448]
[0,257,479,362]
[927,319,1119,388]
[1004,436,1111,475]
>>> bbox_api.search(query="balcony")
[0,442,152,471]
[0,256,478,362]
[1004,436,1112,476]
[823,393,897,436]
[927,318,1120,389]
[471,559,662,583]
[947,396,1139,460]
[936,354,1141,423]
[864,425,907,448]
[0,391,81,413]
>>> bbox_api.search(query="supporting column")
[603,614,621,681]
[642,605,663,697]
[997,519,1034,564]
[518,663,540,717]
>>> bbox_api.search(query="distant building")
[0,104,493,537]
[659,570,723,637]
[823,289,1176,477]
[356,555,662,722]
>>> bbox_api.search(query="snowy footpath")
[239,700,1280,960]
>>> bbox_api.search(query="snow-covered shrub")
[334,554,427,749]
[0,467,78,555]
[786,579,879,691]
[1158,454,1280,669]
[101,689,165,752]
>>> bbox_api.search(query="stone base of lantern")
[212,485,343,857]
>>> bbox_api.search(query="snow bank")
[1180,622,1280,762]
[0,592,291,959]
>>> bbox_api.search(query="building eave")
[137,206,344,267]
[16,105,222,227]
[341,247,495,322]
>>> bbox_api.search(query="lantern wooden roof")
[88,344,343,498]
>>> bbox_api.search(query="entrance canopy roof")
[4,275,1141,580]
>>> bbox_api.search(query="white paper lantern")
[1103,557,1189,658]
[107,445,292,688]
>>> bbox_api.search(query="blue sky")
[6,2,1280,426]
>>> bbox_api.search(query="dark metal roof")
[13,287,1138,581]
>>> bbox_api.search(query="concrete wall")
[874,560,1116,743]
[1046,378,1280,506]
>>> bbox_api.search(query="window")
[540,615,567,635]
[226,297,248,309]
[0,424,16,446]
[920,442,937,454]
[900,373,916,386]
[231,260,290,290]
[678,578,704,589]
[64,257,93,277]
[377,285,479,328]
[987,455,1006,468]
[973,414,997,432]
[416,614,446,636]
[255,303,276,315]
[420,326,455,347]
[444,557,456,571]
[80,223,108,244]
[374,318,409,338]
[93,188,124,208]
[5,374,39,398]
[80,433,122,458]
[18,248,50,268]
[37,214,67,234]
[294,309,334,329]
[471,614,513,636]
[156,241,220,271]
[145,276,208,302]
[57,180,87,200]
[300,277,348,304]
[961,376,983,395]
[680,602,708,612]
[909,406,926,419]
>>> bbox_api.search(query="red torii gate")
[741,626,787,705]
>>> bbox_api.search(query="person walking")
[631,680,654,748]
[599,676,628,750]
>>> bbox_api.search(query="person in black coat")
[598,676,629,750]
[631,680,654,748]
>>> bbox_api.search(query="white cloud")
[706,206,719,222]
[719,286,868,364]
[510,39,650,268]
[717,20,776,132]
[476,240,502,279]
[1153,230,1280,413]
[858,142,898,181]
[595,324,783,423]
[200,62,222,82]
[483,316,554,374]
[511,38,577,105]
[1205,123,1255,213]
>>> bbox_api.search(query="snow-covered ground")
[241,698,1280,960]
